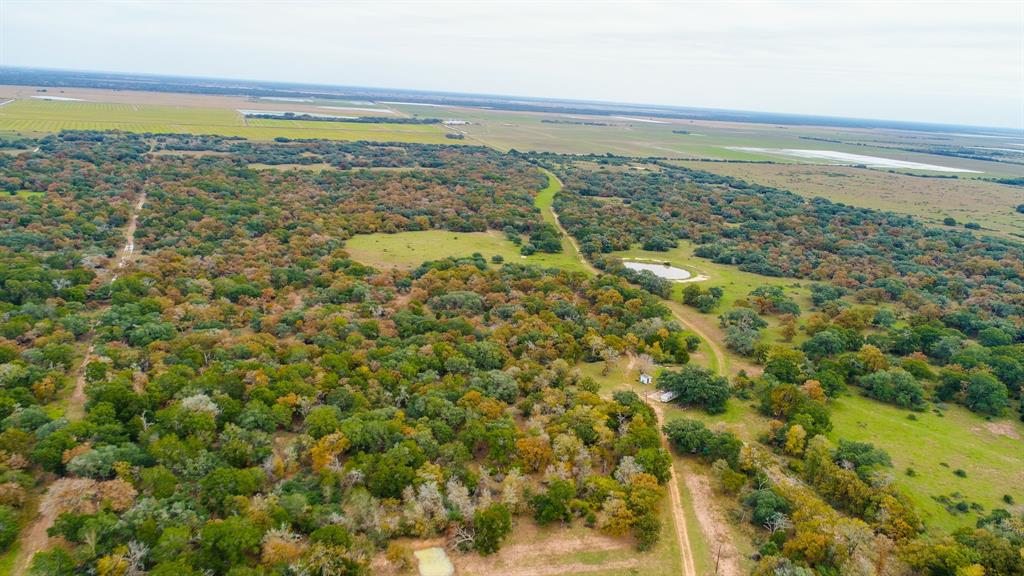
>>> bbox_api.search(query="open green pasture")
[344,230,586,273]
[830,393,1024,533]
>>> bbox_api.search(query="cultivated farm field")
[0,97,457,144]
[387,103,1024,177]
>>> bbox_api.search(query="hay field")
[0,97,456,144]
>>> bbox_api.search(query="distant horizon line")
[1,64,1020,134]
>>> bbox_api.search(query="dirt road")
[665,301,727,376]
[543,172,697,575]
[111,191,146,282]
[12,189,147,575]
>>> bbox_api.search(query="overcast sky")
[2,1,1021,128]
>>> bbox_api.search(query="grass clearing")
[10,190,44,199]
[609,241,810,313]
[344,230,586,273]
[247,162,335,172]
[533,168,593,273]
[454,508,683,575]
[830,393,1024,533]
[345,171,589,274]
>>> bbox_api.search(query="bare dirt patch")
[675,461,742,576]
[984,421,1021,440]
[646,400,698,576]
[453,521,634,576]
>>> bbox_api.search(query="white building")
[657,390,678,403]
[639,373,653,385]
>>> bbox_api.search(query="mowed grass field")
[0,98,457,144]
[344,230,588,273]
[830,394,1024,533]
[676,161,1024,240]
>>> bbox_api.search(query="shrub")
[662,418,742,467]
[657,365,730,414]
[532,480,576,525]
[859,369,926,410]
[474,503,512,554]
[0,505,18,551]
[633,512,661,551]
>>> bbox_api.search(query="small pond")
[623,260,692,281]
[414,547,454,576]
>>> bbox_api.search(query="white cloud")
[2,0,1021,128]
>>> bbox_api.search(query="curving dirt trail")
[665,301,728,376]
[542,170,697,576]
[111,191,146,282]
[12,189,147,576]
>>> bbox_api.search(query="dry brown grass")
[676,161,1024,239]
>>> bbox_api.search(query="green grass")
[11,190,44,198]
[608,241,813,376]
[344,230,586,273]
[532,168,593,273]
[343,170,588,274]
[0,99,457,144]
[609,241,809,313]
[247,162,335,172]
[0,541,19,575]
[664,399,771,445]
[830,393,1024,533]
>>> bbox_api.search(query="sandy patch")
[985,421,1022,440]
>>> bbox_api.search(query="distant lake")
[623,260,692,280]
[725,147,981,173]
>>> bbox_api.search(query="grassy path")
[534,169,599,276]
[665,302,726,376]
